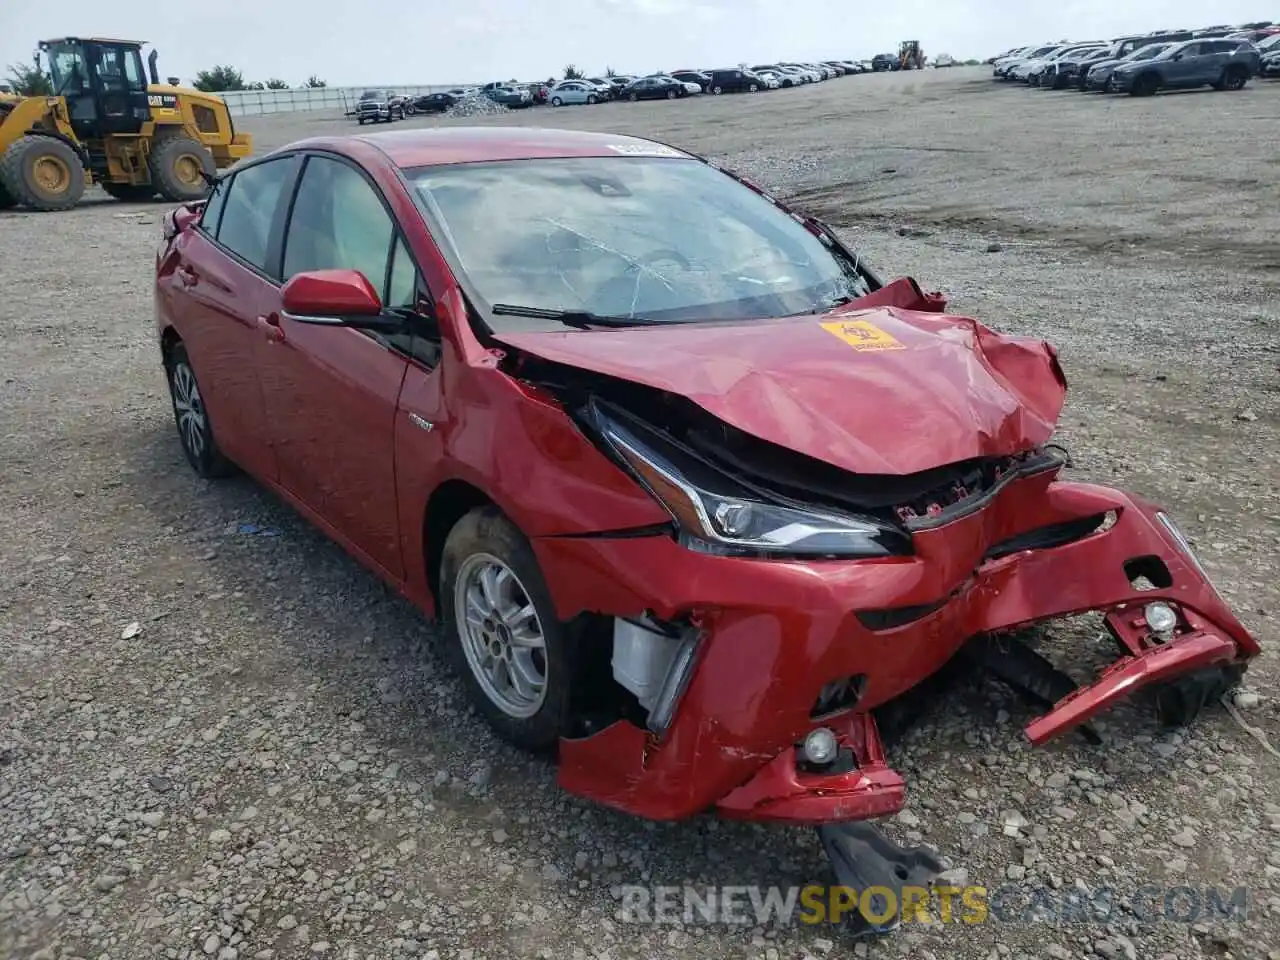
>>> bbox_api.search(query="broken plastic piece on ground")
[237,523,281,537]
[966,632,1102,744]
[817,820,948,938]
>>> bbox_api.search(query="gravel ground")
[2,66,1279,960]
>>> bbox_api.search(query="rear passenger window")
[216,157,295,273]
[199,176,229,236]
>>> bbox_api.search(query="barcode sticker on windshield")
[820,319,906,352]
[606,143,684,157]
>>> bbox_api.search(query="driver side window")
[282,155,434,364]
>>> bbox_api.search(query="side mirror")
[281,269,407,334]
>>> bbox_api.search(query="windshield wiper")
[490,303,659,329]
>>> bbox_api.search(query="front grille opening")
[811,674,867,719]
[856,600,947,632]
[983,512,1111,563]
[1124,555,1173,591]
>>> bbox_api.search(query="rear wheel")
[586,94,597,104]
[666,88,677,99]
[629,92,638,101]
[440,507,577,751]
[165,342,236,479]
[712,85,723,94]
[1221,66,1249,91]
[149,137,215,202]
[102,182,156,202]
[0,135,86,212]
[748,83,759,92]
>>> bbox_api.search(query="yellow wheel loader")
[0,38,252,212]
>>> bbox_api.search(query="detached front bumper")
[535,475,1258,825]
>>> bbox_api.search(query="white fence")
[218,85,467,117]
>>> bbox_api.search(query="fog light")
[803,727,839,765]
[1144,602,1178,637]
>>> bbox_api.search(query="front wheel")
[440,507,576,751]
[551,96,563,106]
[1130,73,1159,97]
[666,88,677,99]
[587,94,597,104]
[629,92,638,101]
[0,135,86,212]
[748,83,759,92]
[712,85,723,94]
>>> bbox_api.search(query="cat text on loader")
[0,37,252,212]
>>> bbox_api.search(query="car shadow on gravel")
[127,421,843,900]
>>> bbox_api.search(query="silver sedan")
[549,81,602,106]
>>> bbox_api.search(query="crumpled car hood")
[495,292,1067,475]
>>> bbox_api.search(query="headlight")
[593,406,908,559]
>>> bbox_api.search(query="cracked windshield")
[410,156,869,326]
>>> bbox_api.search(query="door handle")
[256,313,285,343]
[177,264,198,287]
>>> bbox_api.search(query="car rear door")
[253,152,416,580]
[159,155,300,482]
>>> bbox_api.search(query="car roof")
[346,127,696,167]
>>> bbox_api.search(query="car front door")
[253,153,420,580]
[161,154,301,481]
[1163,43,1202,85]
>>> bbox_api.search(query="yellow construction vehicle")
[0,37,252,212]
[899,41,925,70]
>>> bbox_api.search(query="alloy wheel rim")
[455,553,548,718]
[171,362,207,458]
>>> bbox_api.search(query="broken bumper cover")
[535,475,1258,825]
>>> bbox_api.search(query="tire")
[666,88,677,99]
[0,181,14,210]
[165,342,236,479]
[629,92,638,101]
[0,135,86,212]
[551,96,563,106]
[358,117,366,125]
[712,85,723,94]
[148,136,215,202]
[1222,66,1249,91]
[440,506,576,751]
[748,83,759,92]
[405,104,416,116]
[102,182,156,202]
[1130,73,1159,97]
[586,94,597,104]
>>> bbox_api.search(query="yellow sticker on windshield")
[820,319,905,352]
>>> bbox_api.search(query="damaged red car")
[155,127,1260,925]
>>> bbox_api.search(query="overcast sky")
[0,2,1268,87]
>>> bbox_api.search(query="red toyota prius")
[154,127,1258,914]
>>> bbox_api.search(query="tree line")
[2,61,328,95]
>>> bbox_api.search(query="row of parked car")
[350,59,874,121]
[990,23,1280,95]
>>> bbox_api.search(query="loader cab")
[39,37,153,139]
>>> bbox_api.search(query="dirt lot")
[3,66,1279,960]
